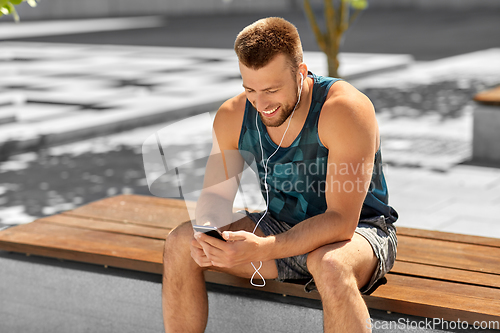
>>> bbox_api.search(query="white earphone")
[250,70,305,287]
[299,72,304,93]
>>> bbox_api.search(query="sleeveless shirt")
[238,73,398,226]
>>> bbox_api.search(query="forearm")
[195,191,234,228]
[262,211,358,261]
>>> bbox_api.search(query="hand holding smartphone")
[192,225,226,242]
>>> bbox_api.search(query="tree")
[0,0,38,22]
[303,0,368,78]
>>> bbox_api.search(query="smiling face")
[240,54,300,128]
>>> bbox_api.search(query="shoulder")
[213,92,247,150]
[318,80,378,150]
[322,80,375,126]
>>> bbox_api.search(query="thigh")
[307,233,378,290]
[208,212,279,280]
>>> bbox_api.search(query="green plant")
[304,0,368,78]
[0,0,38,22]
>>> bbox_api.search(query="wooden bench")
[0,194,499,324]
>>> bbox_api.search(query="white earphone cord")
[250,73,304,287]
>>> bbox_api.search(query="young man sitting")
[162,17,398,333]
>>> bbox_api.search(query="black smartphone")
[192,225,226,242]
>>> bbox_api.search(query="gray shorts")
[244,211,398,294]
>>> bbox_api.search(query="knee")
[307,247,357,296]
[163,222,193,263]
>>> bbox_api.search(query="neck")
[280,76,312,129]
[295,76,312,117]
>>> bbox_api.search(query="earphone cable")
[249,73,304,287]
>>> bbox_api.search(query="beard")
[258,83,300,128]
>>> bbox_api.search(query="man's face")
[239,54,299,128]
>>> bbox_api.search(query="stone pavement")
[6,9,500,62]
[0,41,412,158]
[351,48,500,171]
[0,42,244,156]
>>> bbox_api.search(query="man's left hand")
[194,230,269,268]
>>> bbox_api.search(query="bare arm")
[195,94,247,228]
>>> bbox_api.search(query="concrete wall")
[472,103,500,165]
[0,251,324,333]
[12,0,500,21]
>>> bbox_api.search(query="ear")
[298,62,308,79]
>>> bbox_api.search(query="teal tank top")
[238,73,398,226]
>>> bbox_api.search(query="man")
[162,17,398,332]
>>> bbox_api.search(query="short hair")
[234,17,303,74]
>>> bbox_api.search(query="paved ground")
[3,8,500,61]
[0,40,412,159]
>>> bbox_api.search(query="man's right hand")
[190,234,213,267]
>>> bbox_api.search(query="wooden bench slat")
[40,214,171,240]
[392,261,500,289]
[397,234,500,275]
[0,221,164,274]
[397,226,500,248]
[366,274,500,322]
[474,85,500,105]
[381,275,500,309]
[204,270,500,322]
[67,195,193,229]
[79,194,195,209]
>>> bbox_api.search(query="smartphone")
[192,225,226,242]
